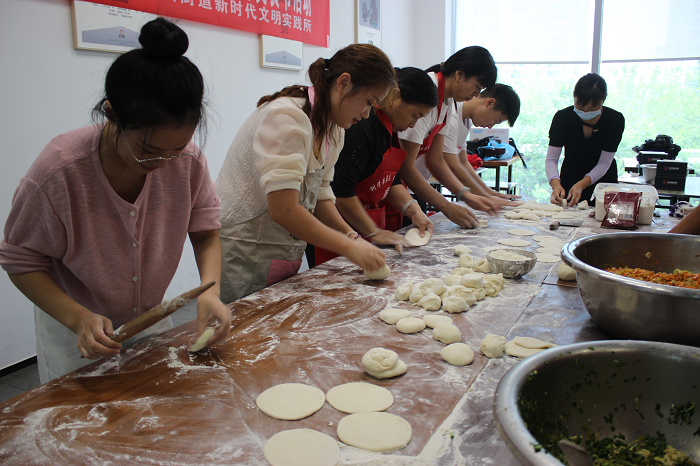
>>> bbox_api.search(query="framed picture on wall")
[260,35,303,71]
[356,0,381,48]
[70,0,155,53]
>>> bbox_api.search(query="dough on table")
[432,323,461,344]
[256,383,326,420]
[336,411,412,453]
[533,235,559,243]
[441,343,474,366]
[460,273,484,288]
[444,274,462,286]
[442,296,468,314]
[552,212,579,219]
[505,339,547,359]
[537,241,565,250]
[514,336,558,349]
[522,213,541,221]
[419,278,447,296]
[505,211,522,220]
[474,258,492,273]
[446,285,477,306]
[453,245,472,256]
[408,284,424,303]
[188,326,216,352]
[497,238,532,247]
[474,288,486,301]
[537,247,561,255]
[561,199,568,207]
[478,219,489,227]
[507,228,536,236]
[263,429,340,466]
[326,382,394,414]
[396,317,427,333]
[366,359,407,379]
[577,200,589,210]
[557,263,576,281]
[489,249,530,262]
[379,308,411,324]
[362,348,399,373]
[422,314,453,328]
[364,264,391,280]
[394,282,412,301]
[417,293,441,311]
[458,254,474,268]
[451,267,474,276]
[536,253,560,263]
[480,334,506,358]
[404,228,431,246]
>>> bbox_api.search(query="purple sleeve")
[585,150,616,184]
[545,146,563,181]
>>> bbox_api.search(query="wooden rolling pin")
[110,281,216,343]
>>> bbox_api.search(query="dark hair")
[392,67,438,108]
[92,17,206,136]
[426,46,497,90]
[479,84,521,126]
[573,73,607,107]
[257,44,396,154]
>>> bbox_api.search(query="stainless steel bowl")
[487,249,537,278]
[494,340,700,466]
[561,232,700,347]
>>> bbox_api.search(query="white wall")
[0,0,442,370]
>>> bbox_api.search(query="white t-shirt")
[398,72,452,147]
[445,101,472,153]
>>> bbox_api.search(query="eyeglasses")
[120,126,196,163]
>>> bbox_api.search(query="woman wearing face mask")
[546,73,625,206]
[0,18,231,383]
[216,44,396,304]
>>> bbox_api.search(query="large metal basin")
[561,232,700,346]
[494,340,700,466]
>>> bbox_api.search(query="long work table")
[0,207,679,466]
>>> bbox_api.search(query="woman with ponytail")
[397,46,503,228]
[319,67,438,261]
[217,44,396,304]
[0,18,230,382]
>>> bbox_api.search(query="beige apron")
[219,167,324,304]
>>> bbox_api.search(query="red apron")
[315,109,407,265]
[417,71,447,158]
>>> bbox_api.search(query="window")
[455,0,700,202]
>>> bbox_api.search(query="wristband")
[346,230,358,239]
[365,229,381,238]
[402,199,418,215]
[457,186,471,202]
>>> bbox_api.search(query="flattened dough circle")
[497,238,532,247]
[536,253,560,263]
[264,429,340,466]
[507,228,536,236]
[337,411,412,452]
[256,383,326,420]
[404,228,431,246]
[326,382,394,414]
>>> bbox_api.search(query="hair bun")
[139,17,189,61]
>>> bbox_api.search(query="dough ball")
[422,314,453,328]
[505,340,546,359]
[475,288,486,301]
[264,429,340,466]
[557,263,576,281]
[396,317,427,333]
[362,347,399,373]
[432,323,461,344]
[474,258,492,273]
[441,343,474,366]
[326,382,394,414]
[404,228,431,246]
[417,293,441,311]
[188,326,216,352]
[513,336,557,349]
[561,199,568,207]
[442,296,468,314]
[480,334,506,358]
[479,219,489,228]
[256,383,326,420]
[394,282,412,301]
[419,278,447,296]
[453,245,472,256]
[460,273,484,288]
[577,200,589,210]
[366,359,407,379]
[336,411,412,452]
[505,211,522,220]
[458,254,474,268]
[507,228,536,236]
[364,264,391,280]
[378,308,411,324]
[408,283,424,303]
[444,274,462,286]
[451,267,474,276]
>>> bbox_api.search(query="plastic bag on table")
[601,191,642,230]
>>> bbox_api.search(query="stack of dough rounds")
[378,308,411,324]
[480,334,506,358]
[337,411,412,452]
[505,336,557,359]
[441,343,474,366]
[263,429,340,466]
[362,348,407,379]
[326,382,394,414]
[396,317,426,333]
[256,383,326,420]
[432,323,461,344]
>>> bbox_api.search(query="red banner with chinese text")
[86,0,330,48]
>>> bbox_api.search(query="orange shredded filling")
[605,267,700,289]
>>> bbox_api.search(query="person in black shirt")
[330,67,438,249]
[545,73,625,206]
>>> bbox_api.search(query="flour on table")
[497,238,531,247]
[263,429,340,466]
[256,383,326,420]
[326,382,393,414]
[336,411,412,453]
